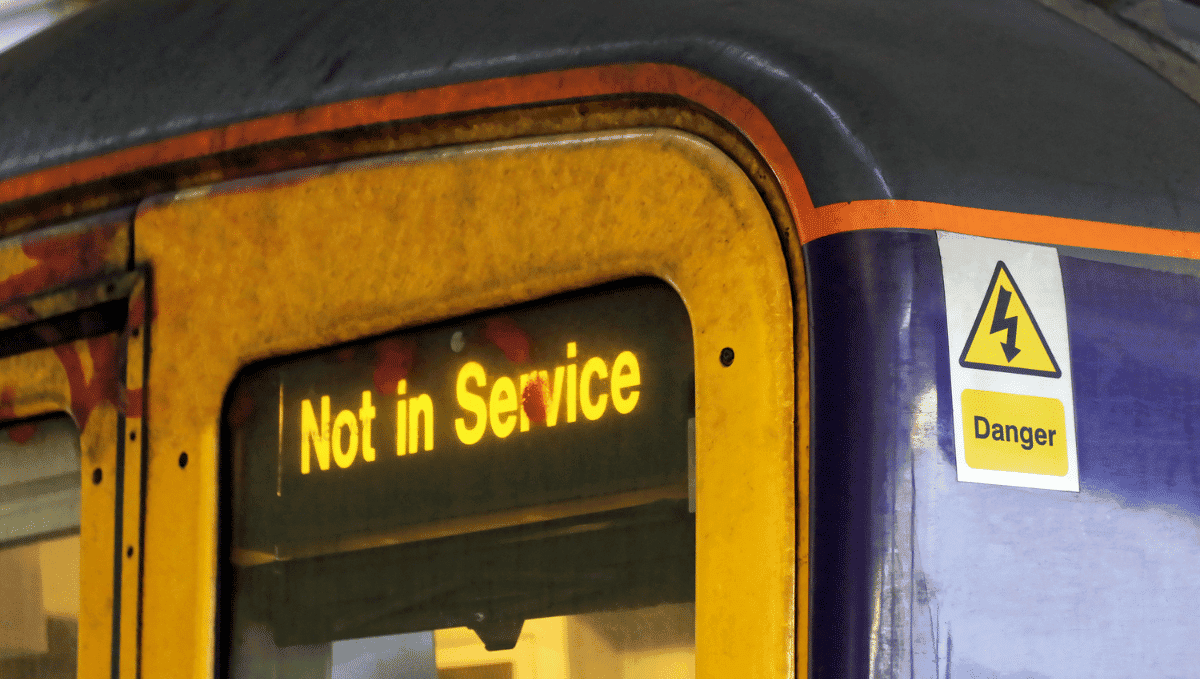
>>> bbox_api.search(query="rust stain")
[0,225,136,430]
[0,386,37,443]
[0,222,119,306]
[372,338,415,395]
[483,318,530,364]
[0,300,35,325]
[521,375,547,424]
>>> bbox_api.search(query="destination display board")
[227,280,694,555]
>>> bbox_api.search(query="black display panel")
[226,280,693,556]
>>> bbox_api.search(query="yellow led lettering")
[490,376,518,438]
[332,409,359,469]
[396,380,408,456]
[300,395,331,474]
[409,394,434,453]
[566,342,578,423]
[455,362,487,445]
[544,367,565,427]
[580,356,609,421]
[610,351,640,415]
[359,390,376,462]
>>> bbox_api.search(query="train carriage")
[1,1,1200,678]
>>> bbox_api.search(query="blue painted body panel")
[808,231,1200,678]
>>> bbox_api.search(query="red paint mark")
[53,335,124,430]
[0,223,119,307]
[484,318,530,364]
[522,376,547,424]
[0,225,136,430]
[226,389,255,429]
[0,386,37,443]
[126,292,149,331]
[373,338,415,395]
[125,387,143,420]
[6,423,37,443]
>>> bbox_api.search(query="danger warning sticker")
[960,262,1061,378]
[938,233,1078,492]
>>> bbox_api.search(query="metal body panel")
[0,0,1197,229]
[0,345,124,679]
[807,229,1200,678]
[0,215,145,679]
[133,129,799,679]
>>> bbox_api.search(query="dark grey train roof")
[1,0,1198,230]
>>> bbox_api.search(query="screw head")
[719,347,735,367]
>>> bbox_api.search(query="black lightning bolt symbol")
[990,287,1020,362]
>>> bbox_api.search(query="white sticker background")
[938,232,1079,492]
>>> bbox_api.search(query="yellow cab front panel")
[132,129,799,679]
[0,213,143,679]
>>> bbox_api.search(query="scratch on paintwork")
[372,338,415,395]
[945,625,952,679]
[522,375,547,424]
[484,318,530,364]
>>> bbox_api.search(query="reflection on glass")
[0,536,79,679]
[435,604,695,679]
[0,415,81,679]
[232,603,695,679]
[225,281,696,679]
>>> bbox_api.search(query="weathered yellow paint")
[0,344,119,679]
[135,128,800,678]
[118,282,147,679]
[0,213,142,679]
[77,399,120,679]
[0,213,130,326]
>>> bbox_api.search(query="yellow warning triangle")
[959,261,1061,378]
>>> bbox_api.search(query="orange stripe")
[0,63,816,226]
[809,200,1200,259]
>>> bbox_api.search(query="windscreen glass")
[225,279,695,678]
[0,415,81,679]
